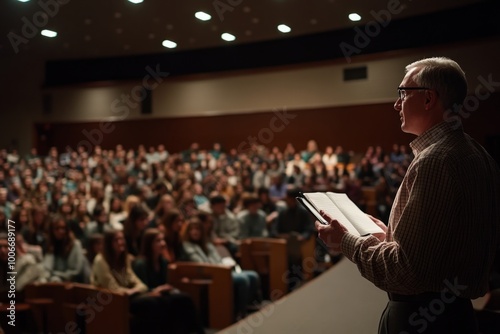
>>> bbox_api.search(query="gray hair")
[406,57,467,110]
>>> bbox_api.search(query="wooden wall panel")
[37,95,499,156]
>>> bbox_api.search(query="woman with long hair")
[182,218,261,320]
[133,229,205,334]
[160,209,186,262]
[92,230,176,334]
[43,214,88,283]
[21,205,49,252]
[123,205,149,257]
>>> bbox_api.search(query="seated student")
[85,233,104,266]
[123,205,149,257]
[237,194,268,239]
[0,233,45,295]
[182,218,261,320]
[271,188,315,291]
[43,214,88,283]
[132,229,205,334]
[92,230,171,334]
[160,209,187,262]
[15,234,47,290]
[84,205,113,246]
[209,195,240,257]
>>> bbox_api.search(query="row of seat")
[0,237,322,333]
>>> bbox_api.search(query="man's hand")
[367,215,387,242]
[315,210,348,253]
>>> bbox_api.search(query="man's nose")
[394,98,402,111]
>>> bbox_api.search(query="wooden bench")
[239,237,288,300]
[168,262,233,329]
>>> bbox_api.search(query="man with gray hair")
[316,57,500,333]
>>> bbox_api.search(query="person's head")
[140,228,166,262]
[126,205,149,235]
[86,233,104,263]
[48,214,74,256]
[197,211,214,236]
[242,193,261,214]
[109,197,123,213]
[93,205,108,225]
[155,194,175,217]
[162,208,185,236]
[395,57,467,135]
[209,195,227,216]
[285,188,301,208]
[103,229,127,265]
[183,217,207,246]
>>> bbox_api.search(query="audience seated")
[0,140,413,331]
[123,205,149,257]
[182,217,261,320]
[132,228,205,334]
[237,194,268,239]
[161,209,187,262]
[209,195,240,257]
[92,230,168,334]
[271,188,315,290]
[42,214,88,283]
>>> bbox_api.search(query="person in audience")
[149,193,175,229]
[209,195,240,257]
[252,161,271,189]
[43,214,88,283]
[268,173,287,203]
[92,229,169,334]
[108,196,127,229]
[84,205,113,245]
[123,205,149,257]
[355,157,377,186]
[316,57,500,333]
[85,233,104,266]
[132,228,205,334]
[10,207,31,233]
[272,188,315,290]
[300,140,318,162]
[22,205,49,252]
[0,233,45,297]
[182,218,261,320]
[15,234,47,290]
[238,194,268,239]
[0,187,15,219]
[160,209,187,262]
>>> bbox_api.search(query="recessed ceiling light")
[128,0,143,4]
[17,0,30,2]
[41,30,57,38]
[349,13,362,21]
[162,39,177,48]
[277,24,291,33]
[221,33,235,42]
[195,11,211,21]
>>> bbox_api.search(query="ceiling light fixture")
[195,11,211,21]
[221,33,235,41]
[348,13,362,21]
[162,40,177,48]
[128,0,143,4]
[41,30,57,38]
[277,24,291,33]
[17,0,30,2]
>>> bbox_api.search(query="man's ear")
[424,89,438,110]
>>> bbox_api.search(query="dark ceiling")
[1,0,499,87]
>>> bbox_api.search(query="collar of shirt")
[409,121,462,156]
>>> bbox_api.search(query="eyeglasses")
[397,86,430,100]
